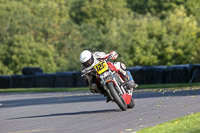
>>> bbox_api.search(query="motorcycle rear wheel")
[107,82,127,111]
[127,98,135,109]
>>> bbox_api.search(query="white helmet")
[80,50,94,67]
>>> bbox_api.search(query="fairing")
[107,62,118,72]
[122,93,132,105]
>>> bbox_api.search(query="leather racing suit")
[81,51,137,94]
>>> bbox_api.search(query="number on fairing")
[94,61,108,74]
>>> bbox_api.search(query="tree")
[0,0,200,75]
[159,6,200,65]
[103,13,162,66]
[70,0,130,28]
[1,34,56,74]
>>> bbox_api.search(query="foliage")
[160,6,200,65]
[1,34,56,74]
[70,0,130,28]
[0,0,200,75]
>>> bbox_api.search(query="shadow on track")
[0,94,106,108]
[8,109,121,120]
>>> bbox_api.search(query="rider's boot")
[114,62,138,89]
[103,93,112,103]
[106,96,112,103]
[126,80,138,89]
[122,71,138,89]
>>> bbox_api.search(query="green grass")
[0,83,199,93]
[137,112,200,133]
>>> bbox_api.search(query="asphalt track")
[0,89,200,133]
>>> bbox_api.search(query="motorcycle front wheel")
[107,82,127,111]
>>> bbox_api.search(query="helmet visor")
[82,55,94,67]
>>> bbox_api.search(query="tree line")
[0,0,199,75]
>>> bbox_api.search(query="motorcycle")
[81,55,135,111]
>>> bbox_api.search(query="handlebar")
[103,54,113,61]
[81,68,93,77]
[81,54,113,77]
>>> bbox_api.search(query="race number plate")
[94,61,108,74]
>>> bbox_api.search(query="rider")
[79,50,138,95]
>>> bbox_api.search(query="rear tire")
[127,98,135,109]
[107,82,127,111]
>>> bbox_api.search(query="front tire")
[107,82,127,111]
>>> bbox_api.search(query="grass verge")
[0,83,199,93]
[137,112,200,133]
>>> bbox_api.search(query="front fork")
[100,76,114,101]
[100,70,126,100]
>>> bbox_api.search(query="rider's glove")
[109,51,118,60]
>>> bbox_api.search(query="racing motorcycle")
[81,55,135,111]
